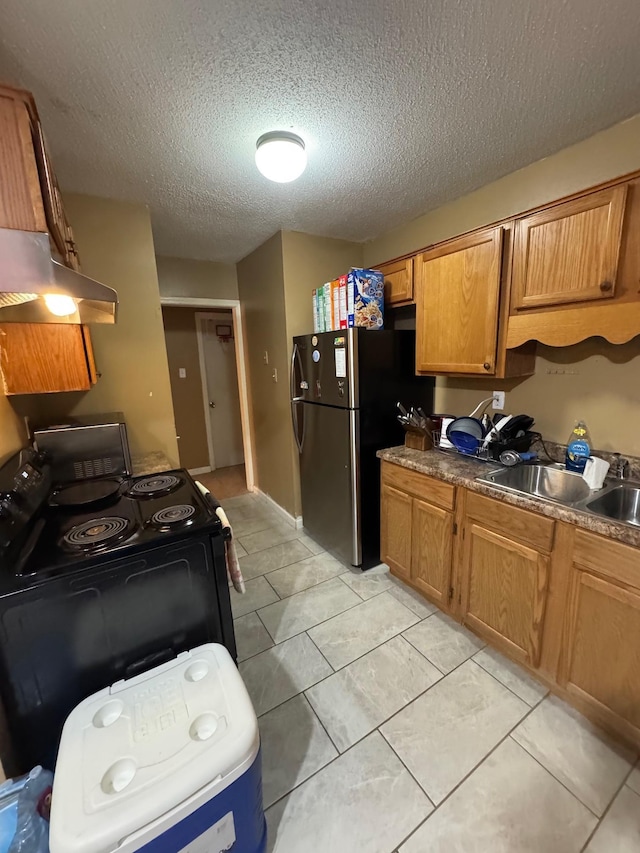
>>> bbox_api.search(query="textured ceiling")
[1,0,639,263]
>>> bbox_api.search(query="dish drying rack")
[428,429,541,464]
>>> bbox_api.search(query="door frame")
[160,297,255,491]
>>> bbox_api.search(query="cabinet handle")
[599,281,613,293]
[483,362,491,371]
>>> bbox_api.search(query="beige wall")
[363,113,640,454]
[281,231,363,511]
[162,307,211,470]
[156,255,238,301]
[237,233,297,512]
[281,231,363,341]
[30,195,179,463]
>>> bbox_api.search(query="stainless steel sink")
[584,485,640,527]
[477,464,591,505]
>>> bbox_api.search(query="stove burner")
[127,474,181,498]
[150,504,196,529]
[62,516,131,551]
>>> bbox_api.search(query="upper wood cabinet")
[0,323,97,394]
[415,227,503,375]
[511,185,627,311]
[507,176,640,348]
[0,84,78,266]
[0,83,95,393]
[379,257,414,306]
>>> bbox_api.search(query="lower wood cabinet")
[0,323,97,394]
[380,483,413,580]
[412,498,453,606]
[380,459,640,750]
[380,461,455,609]
[461,522,549,667]
[559,530,640,743]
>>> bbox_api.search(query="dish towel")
[215,506,245,594]
[195,481,245,594]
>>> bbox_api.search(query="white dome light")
[255,132,307,183]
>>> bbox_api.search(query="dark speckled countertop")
[377,446,640,549]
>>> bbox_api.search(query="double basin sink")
[476,463,640,528]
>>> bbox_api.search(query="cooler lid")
[50,643,259,853]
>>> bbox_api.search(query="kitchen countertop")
[378,446,640,549]
[131,451,174,476]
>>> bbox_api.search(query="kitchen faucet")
[612,452,630,480]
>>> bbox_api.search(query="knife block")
[404,428,432,452]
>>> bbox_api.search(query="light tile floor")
[225,492,640,853]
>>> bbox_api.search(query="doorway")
[161,299,254,499]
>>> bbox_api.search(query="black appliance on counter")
[0,448,236,772]
[33,411,132,483]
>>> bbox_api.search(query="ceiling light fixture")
[255,131,307,183]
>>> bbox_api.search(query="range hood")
[0,228,118,324]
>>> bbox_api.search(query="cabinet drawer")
[465,491,555,553]
[573,529,640,590]
[381,461,455,510]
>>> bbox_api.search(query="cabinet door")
[415,227,503,374]
[380,257,413,306]
[559,569,640,740]
[380,484,412,580]
[511,185,627,310]
[462,524,549,666]
[0,92,47,232]
[411,498,453,607]
[0,323,92,394]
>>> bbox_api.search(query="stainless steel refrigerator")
[290,329,434,569]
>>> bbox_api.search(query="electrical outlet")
[272,368,278,383]
[263,351,269,365]
[492,391,505,410]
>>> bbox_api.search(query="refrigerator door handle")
[291,399,305,453]
[290,343,305,453]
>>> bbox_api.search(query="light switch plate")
[179,368,187,379]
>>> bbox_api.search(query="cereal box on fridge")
[347,269,385,329]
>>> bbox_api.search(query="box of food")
[347,269,385,329]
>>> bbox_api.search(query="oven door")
[0,531,233,771]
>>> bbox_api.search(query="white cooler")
[50,644,266,853]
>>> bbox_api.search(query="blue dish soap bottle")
[565,421,592,473]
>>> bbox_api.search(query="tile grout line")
[508,731,603,820]
[304,629,337,674]
[255,582,418,648]
[236,589,434,666]
[237,541,317,579]
[387,698,545,853]
[470,653,550,710]
[579,763,639,852]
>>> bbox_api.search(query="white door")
[199,313,245,469]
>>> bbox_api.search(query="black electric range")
[0,448,236,772]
